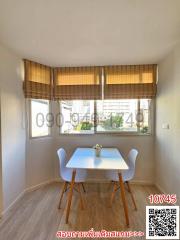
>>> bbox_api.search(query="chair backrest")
[57,148,67,179]
[126,149,138,180]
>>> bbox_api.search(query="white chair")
[107,149,138,210]
[57,148,87,209]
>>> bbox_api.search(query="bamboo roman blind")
[23,60,157,100]
[53,66,101,100]
[104,64,157,99]
[23,60,52,99]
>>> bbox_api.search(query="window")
[59,99,152,134]
[30,99,50,137]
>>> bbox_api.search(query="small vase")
[95,148,101,157]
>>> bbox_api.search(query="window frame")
[29,99,52,139]
[58,99,154,136]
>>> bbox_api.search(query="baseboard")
[54,178,63,183]
[131,180,154,185]
[1,190,25,217]
[53,178,109,183]
[54,178,154,185]
[155,183,167,194]
[25,179,55,193]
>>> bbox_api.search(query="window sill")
[29,135,52,140]
[59,132,152,137]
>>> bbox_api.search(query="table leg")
[118,172,129,226]
[65,170,76,223]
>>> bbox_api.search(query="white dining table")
[65,147,130,226]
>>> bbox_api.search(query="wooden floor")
[0,182,160,240]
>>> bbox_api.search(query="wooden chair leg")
[126,181,130,192]
[118,173,129,227]
[81,183,86,193]
[64,183,68,192]
[58,181,68,209]
[78,183,85,210]
[110,182,117,207]
[126,181,137,210]
[66,170,76,224]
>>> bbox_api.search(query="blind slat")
[104,64,157,99]
[23,60,52,99]
[53,67,101,100]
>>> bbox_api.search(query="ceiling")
[0,0,180,66]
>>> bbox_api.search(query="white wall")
[156,41,180,201]
[26,137,54,189]
[0,44,26,212]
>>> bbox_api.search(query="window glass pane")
[31,99,49,137]
[96,99,137,132]
[60,100,94,134]
[96,99,151,133]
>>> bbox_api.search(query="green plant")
[81,122,93,130]
[103,115,123,129]
[76,121,93,131]
[141,126,149,133]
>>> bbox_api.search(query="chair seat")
[106,149,138,183]
[61,168,87,183]
[106,170,131,182]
